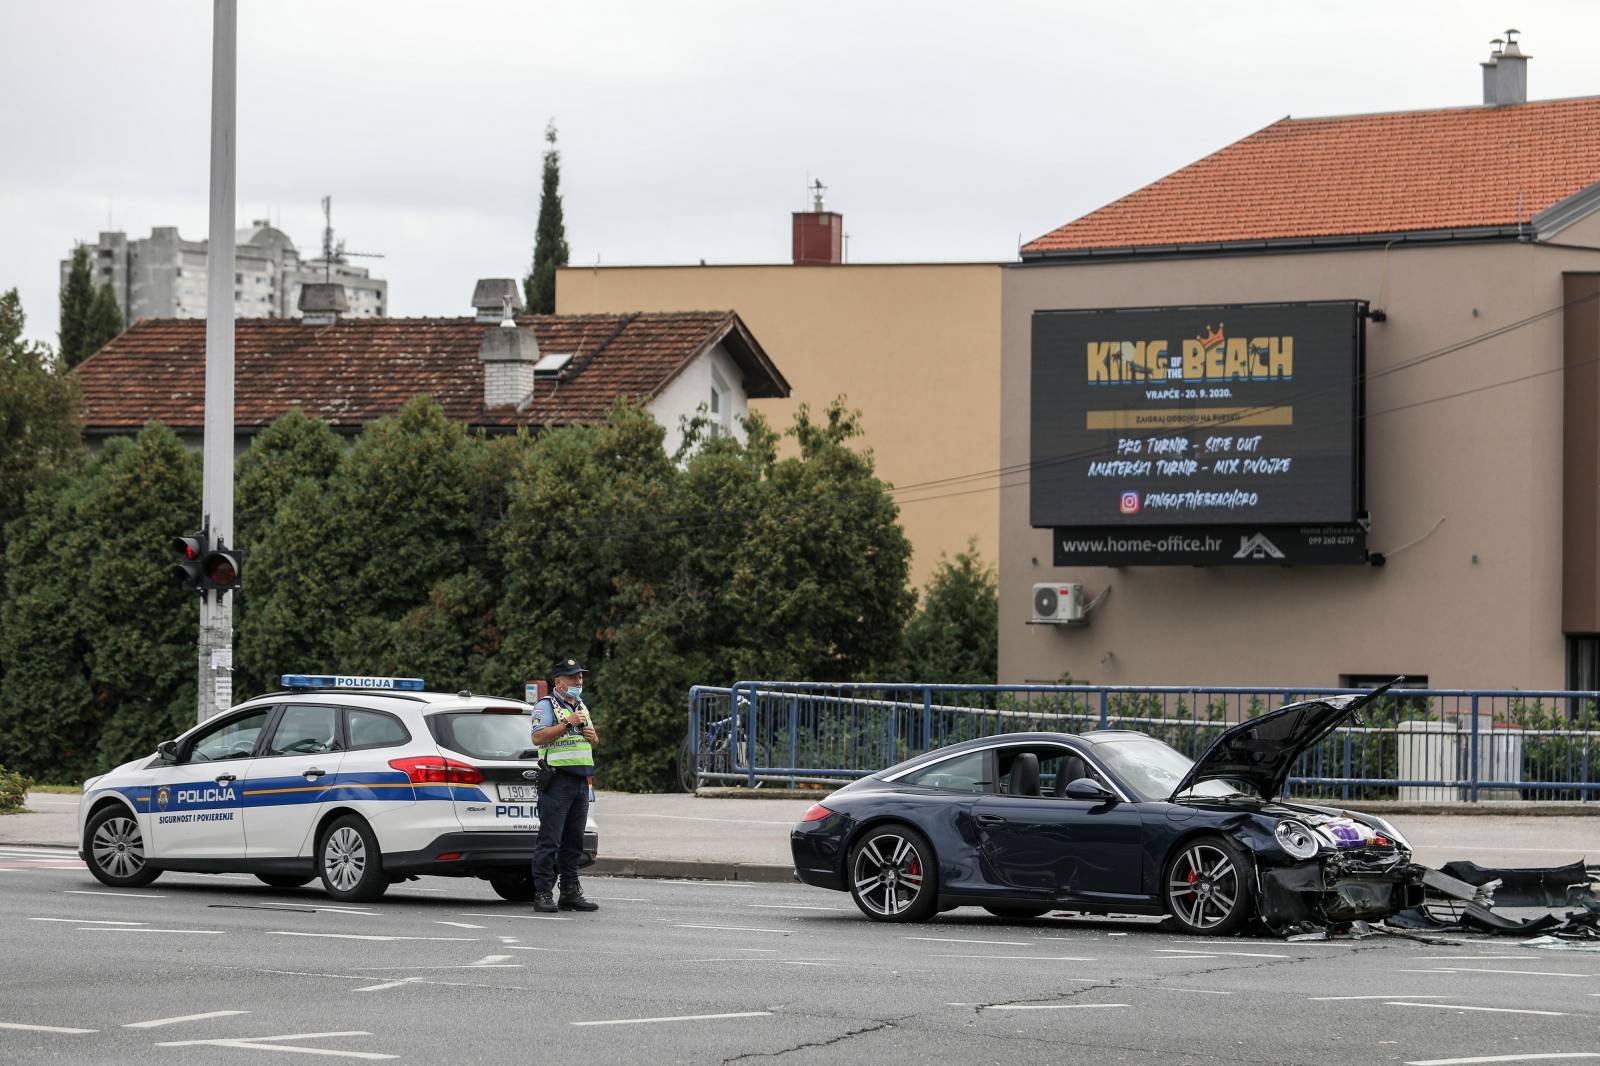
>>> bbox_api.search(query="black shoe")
[533,891,558,913]
[558,892,599,912]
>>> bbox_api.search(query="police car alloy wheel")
[85,805,161,888]
[317,814,388,902]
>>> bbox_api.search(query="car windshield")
[428,711,534,761]
[1092,736,1257,802]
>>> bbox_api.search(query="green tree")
[900,541,998,685]
[82,282,124,358]
[0,424,199,781]
[58,246,95,367]
[0,288,83,533]
[523,120,570,314]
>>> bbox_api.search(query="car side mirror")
[157,740,180,764]
[1064,777,1114,803]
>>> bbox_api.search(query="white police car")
[76,675,598,902]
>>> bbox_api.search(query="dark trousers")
[531,771,590,894]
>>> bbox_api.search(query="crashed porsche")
[791,683,1428,934]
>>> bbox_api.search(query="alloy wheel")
[324,826,366,892]
[1167,842,1239,929]
[91,816,145,879]
[851,833,925,917]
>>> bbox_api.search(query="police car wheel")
[489,873,538,901]
[85,806,161,888]
[317,815,389,902]
[255,874,315,889]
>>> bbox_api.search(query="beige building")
[559,258,1002,587]
[1002,48,1600,690]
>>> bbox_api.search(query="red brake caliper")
[1186,869,1198,884]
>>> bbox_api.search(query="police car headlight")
[1274,819,1321,860]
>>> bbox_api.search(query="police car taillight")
[800,804,835,822]
[388,756,484,785]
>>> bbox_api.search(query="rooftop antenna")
[318,195,385,283]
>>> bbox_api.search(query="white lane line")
[156,1031,395,1059]
[1311,995,1451,1001]
[989,1003,1127,1012]
[932,954,1097,962]
[252,901,376,915]
[674,923,789,934]
[458,912,571,922]
[1159,988,1232,995]
[1401,1049,1600,1056]
[587,896,650,902]
[343,965,523,971]
[258,970,368,980]
[81,928,224,935]
[1386,1002,1569,1017]
[1155,949,1288,959]
[748,903,849,912]
[572,1011,772,1027]
[123,1010,249,1029]
[0,1022,98,1033]
[267,932,477,942]
[1152,954,1216,960]
[28,917,144,925]
[470,955,513,966]
[1400,967,1592,979]
[435,921,485,929]
[353,978,421,994]
[904,936,1032,946]
[65,889,165,899]
[652,880,758,888]
[1408,956,1544,961]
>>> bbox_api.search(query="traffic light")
[172,533,207,592]
[200,544,242,593]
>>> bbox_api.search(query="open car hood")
[1169,679,1401,803]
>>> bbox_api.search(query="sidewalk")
[5,790,1596,880]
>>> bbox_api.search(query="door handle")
[214,773,237,785]
[302,768,327,779]
[974,814,1006,827]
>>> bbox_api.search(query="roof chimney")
[792,179,843,265]
[1482,29,1529,106]
[298,282,348,325]
[475,278,541,408]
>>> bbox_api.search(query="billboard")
[1030,301,1365,532]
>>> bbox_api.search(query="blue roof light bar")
[281,674,426,692]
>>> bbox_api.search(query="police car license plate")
[499,784,539,801]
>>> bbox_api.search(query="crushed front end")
[1250,812,1424,933]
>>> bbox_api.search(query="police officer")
[530,658,600,913]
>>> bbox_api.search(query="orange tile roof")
[74,311,788,432]
[1023,96,1600,256]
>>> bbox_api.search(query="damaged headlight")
[1365,815,1412,851]
[1274,819,1322,860]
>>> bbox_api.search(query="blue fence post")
[1098,689,1108,729]
[1469,694,1481,803]
[922,688,933,753]
[787,696,798,789]
[1341,726,1351,802]
[686,686,701,791]
[743,682,758,789]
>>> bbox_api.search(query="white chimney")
[474,278,540,407]
[1482,29,1529,106]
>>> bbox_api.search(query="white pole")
[199,0,237,722]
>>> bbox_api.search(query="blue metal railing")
[684,682,1600,801]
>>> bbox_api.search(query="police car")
[76,675,598,902]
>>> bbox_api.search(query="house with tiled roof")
[74,278,789,457]
[1002,34,1600,695]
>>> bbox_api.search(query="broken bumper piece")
[1390,860,1600,940]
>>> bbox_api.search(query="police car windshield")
[429,711,533,761]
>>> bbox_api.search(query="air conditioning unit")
[1032,582,1086,625]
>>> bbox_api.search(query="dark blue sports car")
[791,685,1423,934]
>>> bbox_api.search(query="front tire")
[255,874,314,889]
[316,815,388,902]
[847,824,937,923]
[489,872,538,901]
[1163,835,1252,936]
[984,905,1053,920]
[84,806,161,888]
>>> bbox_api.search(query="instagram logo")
[1119,491,1141,514]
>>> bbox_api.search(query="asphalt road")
[2,846,1598,1065]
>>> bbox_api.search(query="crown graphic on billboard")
[1196,323,1225,351]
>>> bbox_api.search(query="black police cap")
[550,658,586,679]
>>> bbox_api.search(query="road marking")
[932,954,1097,961]
[904,936,1032,946]
[1155,949,1288,959]
[652,880,758,888]
[1408,956,1544,961]
[470,955,513,966]
[1401,1049,1600,1056]
[353,978,421,993]
[1311,995,1450,1001]
[0,1023,98,1033]
[267,932,477,942]
[588,896,650,902]
[748,903,849,912]
[156,1030,395,1060]
[1398,967,1592,979]
[123,1010,249,1029]
[674,923,789,934]
[65,889,165,899]
[82,927,224,934]
[251,901,377,915]
[258,970,368,980]
[572,1011,773,1027]
[458,912,571,922]
[435,921,485,929]
[1159,988,1232,995]
[1152,954,1216,960]
[989,1003,1127,1011]
[1385,1002,1569,1017]
[28,917,144,925]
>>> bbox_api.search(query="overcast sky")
[5,1,1600,345]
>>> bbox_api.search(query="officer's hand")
[580,726,598,744]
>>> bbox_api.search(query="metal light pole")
[198,0,237,721]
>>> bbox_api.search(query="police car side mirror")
[157,740,180,764]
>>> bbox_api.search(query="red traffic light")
[172,534,207,591]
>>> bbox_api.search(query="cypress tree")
[82,282,124,358]
[523,120,570,314]
[59,246,95,367]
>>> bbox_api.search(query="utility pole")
[198,0,237,722]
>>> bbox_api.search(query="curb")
[694,787,830,800]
